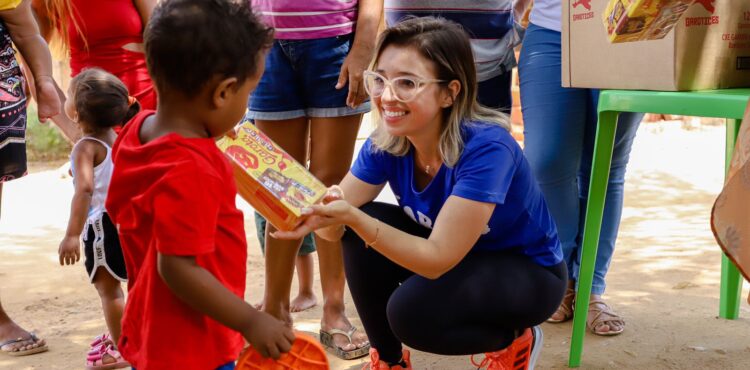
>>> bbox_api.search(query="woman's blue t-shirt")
[351,122,563,266]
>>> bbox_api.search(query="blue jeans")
[247,34,370,120]
[133,362,234,370]
[518,23,643,295]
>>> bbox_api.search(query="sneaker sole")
[527,326,543,370]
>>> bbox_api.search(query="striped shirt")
[385,0,523,82]
[251,0,358,40]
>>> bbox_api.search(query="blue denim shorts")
[247,34,371,120]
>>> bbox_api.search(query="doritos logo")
[694,0,715,14]
[573,0,592,11]
[684,0,719,27]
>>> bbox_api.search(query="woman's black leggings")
[342,202,567,364]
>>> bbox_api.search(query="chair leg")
[720,255,743,319]
[568,111,619,368]
[719,118,743,319]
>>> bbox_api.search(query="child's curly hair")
[144,0,274,97]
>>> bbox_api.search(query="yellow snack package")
[604,0,695,43]
[217,121,327,231]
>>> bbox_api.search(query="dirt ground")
[1,121,749,369]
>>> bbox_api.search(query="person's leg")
[291,30,371,354]
[0,183,47,355]
[92,268,125,344]
[308,114,367,351]
[290,251,317,313]
[386,251,567,356]
[572,91,642,334]
[254,118,309,324]
[476,71,513,115]
[519,23,589,321]
[0,297,47,354]
[90,268,125,365]
[342,202,426,365]
[255,211,319,313]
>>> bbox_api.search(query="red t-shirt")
[106,111,247,370]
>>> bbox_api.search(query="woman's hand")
[272,186,351,240]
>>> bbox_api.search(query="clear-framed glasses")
[363,70,444,103]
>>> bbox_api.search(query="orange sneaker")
[362,348,412,370]
[471,326,543,370]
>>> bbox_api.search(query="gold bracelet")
[365,219,380,248]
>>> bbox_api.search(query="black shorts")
[83,213,127,282]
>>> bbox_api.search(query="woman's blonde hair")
[41,0,85,52]
[369,17,510,167]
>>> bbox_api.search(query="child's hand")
[58,236,80,266]
[242,311,295,359]
[35,76,62,122]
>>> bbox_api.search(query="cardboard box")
[563,0,750,90]
[217,121,327,231]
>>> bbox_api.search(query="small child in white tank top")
[58,68,140,370]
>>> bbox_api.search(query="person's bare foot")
[0,321,47,355]
[290,292,317,313]
[320,306,369,353]
[262,302,293,327]
[35,77,61,122]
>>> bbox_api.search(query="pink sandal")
[86,343,130,370]
[88,334,114,355]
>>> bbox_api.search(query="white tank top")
[529,0,562,32]
[71,137,114,223]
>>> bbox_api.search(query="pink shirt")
[251,0,358,40]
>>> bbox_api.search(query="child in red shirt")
[105,1,294,369]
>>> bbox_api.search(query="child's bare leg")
[92,267,125,344]
[290,253,317,312]
[255,119,309,325]
[309,115,369,350]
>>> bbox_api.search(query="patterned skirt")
[0,21,27,183]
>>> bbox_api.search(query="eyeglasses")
[363,71,444,103]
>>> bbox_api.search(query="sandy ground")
[1,120,750,370]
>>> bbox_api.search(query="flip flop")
[319,326,369,360]
[0,333,49,356]
[236,331,329,370]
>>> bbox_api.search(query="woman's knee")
[385,286,438,349]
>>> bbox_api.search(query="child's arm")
[58,141,97,265]
[158,254,295,359]
[1,0,61,122]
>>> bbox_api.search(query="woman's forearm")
[346,207,454,279]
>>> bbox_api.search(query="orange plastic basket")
[236,332,330,370]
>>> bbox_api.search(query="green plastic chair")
[569,89,750,367]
